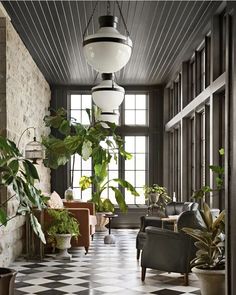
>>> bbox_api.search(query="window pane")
[72,171,81,188]
[82,158,92,170]
[81,110,90,125]
[125,171,135,184]
[136,192,145,204]
[136,171,146,186]
[109,156,118,170]
[71,95,81,109]
[125,110,135,125]
[71,110,81,123]
[73,154,81,170]
[136,94,146,109]
[136,154,146,170]
[125,189,135,204]
[73,188,81,200]
[125,156,135,170]
[136,110,146,125]
[125,136,135,153]
[125,94,135,109]
[82,95,91,109]
[136,137,146,153]
[82,188,92,201]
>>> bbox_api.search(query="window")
[69,92,149,204]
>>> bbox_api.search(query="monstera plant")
[42,107,139,212]
[0,136,47,243]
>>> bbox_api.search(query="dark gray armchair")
[136,202,199,260]
[140,210,205,285]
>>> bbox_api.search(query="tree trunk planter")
[192,267,225,295]
[55,234,72,260]
[95,212,110,232]
[0,268,17,295]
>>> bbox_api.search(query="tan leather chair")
[43,202,96,254]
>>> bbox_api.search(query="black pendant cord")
[116,0,130,37]
[83,0,99,40]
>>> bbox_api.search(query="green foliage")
[182,203,225,270]
[191,148,225,201]
[47,209,80,238]
[43,108,139,213]
[0,136,48,243]
[143,184,171,211]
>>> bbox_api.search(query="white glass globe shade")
[92,79,124,112]
[83,16,132,73]
[98,112,119,128]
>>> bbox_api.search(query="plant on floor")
[47,209,80,237]
[46,209,80,259]
[0,136,48,243]
[182,202,225,295]
[42,107,139,213]
[143,184,171,212]
[182,202,225,270]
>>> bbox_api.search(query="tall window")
[69,92,149,204]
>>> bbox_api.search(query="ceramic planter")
[55,234,72,260]
[0,268,17,295]
[95,212,110,232]
[192,267,225,295]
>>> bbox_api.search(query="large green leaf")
[82,140,92,161]
[8,159,19,174]
[24,160,39,180]
[113,178,139,196]
[59,120,71,135]
[102,198,115,212]
[202,202,213,230]
[110,186,127,213]
[30,214,46,244]
[94,163,108,180]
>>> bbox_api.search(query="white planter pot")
[95,212,110,232]
[55,234,72,260]
[192,267,225,295]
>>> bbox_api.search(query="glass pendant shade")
[25,137,44,164]
[92,73,125,112]
[98,112,119,128]
[83,15,132,73]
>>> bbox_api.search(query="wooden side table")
[161,215,179,232]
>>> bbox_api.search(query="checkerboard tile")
[12,229,200,294]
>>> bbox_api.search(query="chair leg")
[141,267,146,281]
[85,246,89,255]
[91,234,94,241]
[137,249,141,260]
[184,273,189,286]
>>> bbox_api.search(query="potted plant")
[42,107,139,214]
[143,184,171,214]
[182,202,225,295]
[46,209,80,259]
[0,136,47,294]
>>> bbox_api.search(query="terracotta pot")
[0,268,17,295]
[55,234,72,260]
[192,267,225,295]
[95,212,110,232]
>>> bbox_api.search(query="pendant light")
[83,1,132,73]
[92,73,124,112]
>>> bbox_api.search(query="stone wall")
[0,14,51,267]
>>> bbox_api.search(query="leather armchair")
[136,202,199,260]
[141,210,205,285]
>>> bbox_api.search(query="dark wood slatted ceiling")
[2,1,221,86]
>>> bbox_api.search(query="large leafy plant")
[42,107,139,213]
[182,202,225,270]
[0,136,47,243]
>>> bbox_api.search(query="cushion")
[47,191,64,209]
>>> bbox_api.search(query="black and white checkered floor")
[12,229,201,295]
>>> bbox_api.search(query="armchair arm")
[140,216,162,232]
[141,226,195,274]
